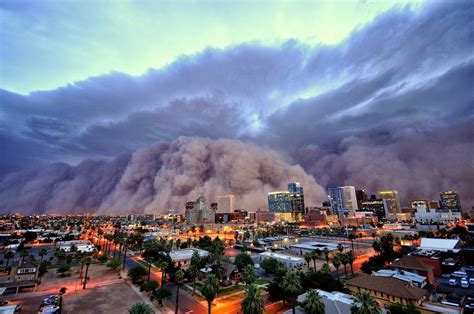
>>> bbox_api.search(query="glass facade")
[268,191,292,213]
[440,190,462,212]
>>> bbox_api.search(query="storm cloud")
[0,1,473,212]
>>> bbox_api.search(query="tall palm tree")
[82,257,92,289]
[241,284,264,314]
[202,274,219,314]
[188,264,199,294]
[282,271,303,314]
[39,249,48,263]
[323,248,330,264]
[332,255,341,279]
[243,264,257,286]
[174,270,185,314]
[4,251,14,267]
[337,243,344,253]
[348,233,356,253]
[351,291,381,314]
[301,289,325,314]
[340,253,349,278]
[347,251,355,276]
[310,251,318,270]
[128,302,153,314]
[304,252,312,268]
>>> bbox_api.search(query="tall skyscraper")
[379,190,401,218]
[440,190,462,212]
[217,195,236,213]
[328,186,358,218]
[361,195,385,220]
[268,191,292,213]
[288,182,305,218]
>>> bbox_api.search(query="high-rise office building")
[185,196,215,224]
[268,191,292,213]
[440,190,462,212]
[379,190,401,218]
[356,189,368,209]
[328,186,358,218]
[288,182,305,218]
[360,195,385,220]
[216,195,236,213]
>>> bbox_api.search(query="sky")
[0,0,473,214]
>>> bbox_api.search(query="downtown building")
[184,196,215,225]
[439,190,462,212]
[216,194,236,213]
[379,190,401,220]
[268,182,305,221]
[327,186,358,219]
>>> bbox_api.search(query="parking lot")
[437,269,474,297]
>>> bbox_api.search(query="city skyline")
[1,1,473,214]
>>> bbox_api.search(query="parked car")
[41,305,60,313]
[469,278,474,285]
[462,278,470,288]
[254,264,260,269]
[452,271,468,278]
[449,278,457,286]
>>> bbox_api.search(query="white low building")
[290,241,346,257]
[375,269,427,288]
[169,248,209,268]
[284,289,354,314]
[419,238,462,253]
[414,204,461,224]
[256,251,304,269]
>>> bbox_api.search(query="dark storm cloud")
[0,1,473,212]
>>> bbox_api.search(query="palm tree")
[243,264,257,286]
[301,289,325,314]
[128,302,153,314]
[241,284,264,314]
[347,251,355,276]
[82,257,92,289]
[174,270,185,314]
[323,248,330,264]
[340,253,349,278]
[188,264,199,294]
[282,271,303,314]
[348,233,356,254]
[351,291,381,314]
[39,249,48,263]
[304,252,312,268]
[201,274,219,314]
[310,251,318,270]
[337,243,344,253]
[4,251,14,267]
[332,255,341,279]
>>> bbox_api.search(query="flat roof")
[259,251,304,262]
[290,241,345,250]
[169,248,209,261]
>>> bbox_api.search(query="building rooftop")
[169,248,209,261]
[291,241,345,251]
[346,274,427,300]
[419,238,461,252]
[258,251,304,262]
[391,255,434,272]
[375,269,427,285]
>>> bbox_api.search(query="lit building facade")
[216,195,236,213]
[379,190,401,218]
[268,191,292,213]
[439,190,462,212]
[288,182,305,219]
[360,195,385,220]
[328,186,358,218]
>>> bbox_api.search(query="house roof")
[346,274,427,300]
[391,255,433,272]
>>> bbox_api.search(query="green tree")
[301,289,325,314]
[340,253,349,278]
[39,261,48,277]
[337,243,344,253]
[201,274,219,314]
[128,302,153,314]
[152,288,171,307]
[82,257,92,289]
[243,264,257,286]
[235,252,254,271]
[174,269,185,314]
[128,265,148,284]
[351,291,381,314]
[39,248,48,263]
[347,251,355,276]
[348,233,357,252]
[241,284,264,314]
[322,248,330,264]
[282,271,303,314]
[107,258,121,271]
[57,264,71,276]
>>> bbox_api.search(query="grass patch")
[255,278,269,285]
[218,284,245,296]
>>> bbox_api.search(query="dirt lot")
[62,281,143,314]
